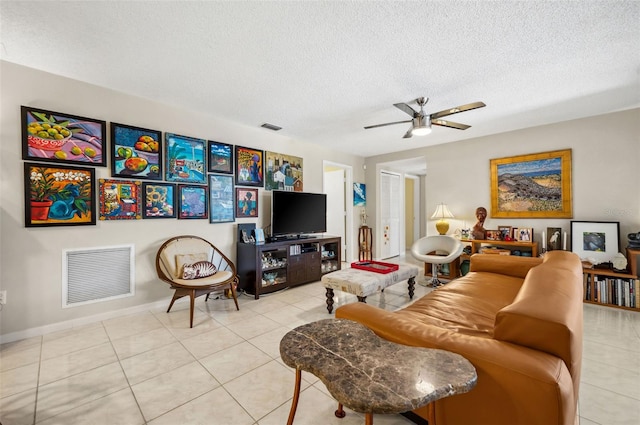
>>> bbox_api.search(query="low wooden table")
[321,264,419,313]
[279,319,477,425]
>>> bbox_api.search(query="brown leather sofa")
[335,250,583,425]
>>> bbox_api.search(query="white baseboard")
[0,298,171,344]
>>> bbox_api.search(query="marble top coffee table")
[279,318,477,425]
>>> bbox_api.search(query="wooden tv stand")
[236,236,341,299]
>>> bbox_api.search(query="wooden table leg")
[408,276,415,299]
[365,413,373,425]
[326,288,335,313]
[335,403,346,418]
[286,368,302,425]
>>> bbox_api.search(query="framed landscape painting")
[178,185,208,219]
[142,182,176,219]
[24,162,96,227]
[22,106,107,166]
[264,150,303,191]
[490,149,572,218]
[235,146,263,187]
[165,133,206,184]
[98,179,142,220]
[208,141,233,174]
[111,123,162,180]
[209,174,234,223]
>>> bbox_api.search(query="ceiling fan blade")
[403,126,413,138]
[432,119,471,130]
[394,102,418,117]
[430,101,486,120]
[364,119,412,130]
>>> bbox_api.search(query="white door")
[379,171,401,259]
[323,162,353,262]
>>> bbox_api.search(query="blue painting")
[165,133,206,184]
[353,182,366,206]
[111,123,162,180]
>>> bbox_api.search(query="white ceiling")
[1,1,639,159]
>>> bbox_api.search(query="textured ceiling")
[1,1,639,159]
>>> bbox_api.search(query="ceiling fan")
[364,97,486,138]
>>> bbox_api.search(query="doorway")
[405,175,420,250]
[323,161,353,262]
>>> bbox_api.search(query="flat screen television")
[271,191,327,239]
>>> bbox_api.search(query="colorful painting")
[24,162,95,227]
[178,185,208,219]
[209,174,234,223]
[236,188,258,217]
[264,151,303,191]
[21,106,106,166]
[208,141,233,174]
[490,149,572,218]
[142,182,176,219]
[111,123,162,180]
[165,133,206,184]
[353,182,366,206]
[99,179,142,220]
[235,146,263,187]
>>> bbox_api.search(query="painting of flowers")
[22,106,107,166]
[178,185,208,219]
[98,179,142,220]
[142,182,176,219]
[165,133,206,184]
[24,162,95,227]
[111,123,162,180]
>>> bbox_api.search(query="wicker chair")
[156,235,239,327]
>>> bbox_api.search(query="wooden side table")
[359,226,373,261]
[280,319,477,425]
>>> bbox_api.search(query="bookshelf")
[582,266,639,311]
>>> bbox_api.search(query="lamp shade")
[411,116,432,136]
[431,203,454,219]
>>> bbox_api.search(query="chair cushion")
[175,253,208,279]
[171,270,234,287]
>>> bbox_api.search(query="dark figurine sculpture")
[471,207,487,240]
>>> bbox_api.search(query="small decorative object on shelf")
[471,207,487,240]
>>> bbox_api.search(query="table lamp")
[431,203,454,235]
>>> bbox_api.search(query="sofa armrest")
[469,254,542,279]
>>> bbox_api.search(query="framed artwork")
[178,185,208,219]
[236,188,258,217]
[111,123,162,180]
[571,221,620,264]
[513,227,533,242]
[235,146,264,187]
[21,106,107,166]
[264,150,303,191]
[165,133,206,184]
[99,179,142,220]
[546,227,562,251]
[24,162,96,227]
[208,174,235,223]
[354,182,366,206]
[490,149,572,218]
[485,230,501,241]
[142,182,176,219]
[208,141,234,174]
[498,225,512,241]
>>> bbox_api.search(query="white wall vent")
[62,244,135,308]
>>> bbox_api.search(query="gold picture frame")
[490,149,572,218]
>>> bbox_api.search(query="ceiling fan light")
[411,126,432,136]
[411,116,432,136]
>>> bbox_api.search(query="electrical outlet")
[0,290,6,305]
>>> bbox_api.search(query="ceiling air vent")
[261,123,282,131]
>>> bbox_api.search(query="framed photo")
[208,141,234,174]
[142,182,176,219]
[24,162,95,227]
[264,150,303,191]
[546,227,562,251]
[21,106,107,166]
[208,174,235,223]
[490,149,572,218]
[514,227,533,242]
[571,221,620,264]
[354,182,366,206]
[111,123,162,180]
[498,225,512,241]
[99,179,142,220]
[236,188,258,217]
[178,185,208,219]
[235,146,264,187]
[485,230,502,241]
[165,133,206,184]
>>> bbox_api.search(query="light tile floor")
[1,256,639,425]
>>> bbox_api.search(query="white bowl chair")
[411,235,464,287]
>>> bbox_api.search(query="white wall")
[364,108,640,256]
[0,61,364,339]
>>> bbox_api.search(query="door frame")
[323,161,354,263]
